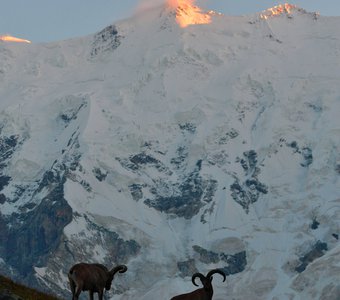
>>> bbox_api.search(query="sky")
[0,0,339,43]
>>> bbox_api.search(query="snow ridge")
[0,5,339,300]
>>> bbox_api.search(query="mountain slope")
[0,274,60,300]
[0,4,339,299]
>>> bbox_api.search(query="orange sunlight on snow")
[260,3,297,19]
[0,34,31,44]
[167,0,212,28]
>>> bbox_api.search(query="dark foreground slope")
[0,274,61,300]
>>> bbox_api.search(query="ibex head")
[105,265,128,290]
[170,268,226,300]
[192,269,226,291]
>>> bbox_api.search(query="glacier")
[0,3,339,300]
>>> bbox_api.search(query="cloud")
[133,0,211,15]
[134,0,166,14]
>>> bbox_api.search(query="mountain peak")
[259,3,315,20]
[0,34,31,44]
[166,0,218,28]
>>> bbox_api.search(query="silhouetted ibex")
[171,269,226,300]
[68,263,127,300]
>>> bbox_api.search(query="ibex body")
[171,269,226,300]
[68,263,127,300]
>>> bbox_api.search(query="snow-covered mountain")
[0,3,339,299]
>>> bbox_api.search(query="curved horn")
[206,269,226,282]
[117,265,128,273]
[191,273,206,287]
[110,265,128,276]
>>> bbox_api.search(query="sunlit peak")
[0,34,31,44]
[260,3,297,20]
[167,0,213,28]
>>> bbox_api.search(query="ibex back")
[68,263,127,300]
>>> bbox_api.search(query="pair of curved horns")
[192,269,226,286]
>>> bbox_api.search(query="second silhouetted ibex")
[171,269,226,300]
[68,263,127,300]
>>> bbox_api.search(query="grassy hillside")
[0,274,61,300]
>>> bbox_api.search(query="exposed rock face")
[90,25,122,57]
[144,170,218,219]
[192,245,247,276]
[6,187,72,275]
[230,150,268,212]
[295,241,328,273]
[0,4,339,300]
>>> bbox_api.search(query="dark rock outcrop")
[5,174,72,276]
[192,245,247,276]
[91,25,122,57]
[295,241,328,273]
[231,150,268,212]
[145,173,217,219]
